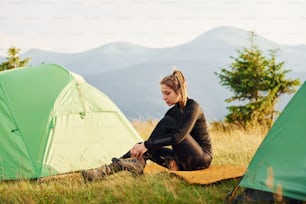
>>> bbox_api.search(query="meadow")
[0,120,267,204]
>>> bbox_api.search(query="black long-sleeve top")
[144,98,213,157]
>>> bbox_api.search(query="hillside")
[1,26,306,121]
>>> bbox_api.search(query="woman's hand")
[130,142,148,160]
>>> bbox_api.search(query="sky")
[1,0,306,56]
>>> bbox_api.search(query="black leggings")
[123,116,212,170]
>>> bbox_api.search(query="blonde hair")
[160,67,188,108]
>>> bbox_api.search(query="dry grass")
[132,119,268,166]
[0,120,270,204]
[132,119,158,140]
[209,124,268,166]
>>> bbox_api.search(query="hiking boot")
[111,157,146,175]
[81,162,121,182]
[81,157,146,182]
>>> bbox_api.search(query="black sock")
[120,151,132,159]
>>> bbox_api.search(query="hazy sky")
[1,0,306,55]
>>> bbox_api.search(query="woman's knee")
[161,115,179,128]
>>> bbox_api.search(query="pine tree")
[0,47,31,71]
[215,32,300,127]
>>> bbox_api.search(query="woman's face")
[161,84,180,106]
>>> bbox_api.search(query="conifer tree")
[215,32,300,127]
[0,47,31,71]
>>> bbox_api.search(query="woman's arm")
[144,99,200,149]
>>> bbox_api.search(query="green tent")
[237,81,306,201]
[0,64,142,180]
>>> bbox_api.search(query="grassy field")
[0,120,268,204]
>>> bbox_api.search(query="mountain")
[20,43,160,75]
[1,26,306,121]
[82,26,306,121]
[85,60,232,121]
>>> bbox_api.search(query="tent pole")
[225,176,244,203]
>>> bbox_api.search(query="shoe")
[111,157,146,175]
[81,157,146,182]
[81,163,120,182]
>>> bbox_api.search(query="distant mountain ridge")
[17,42,161,74]
[1,26,306,121]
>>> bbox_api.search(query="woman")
[82,68,213,181]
